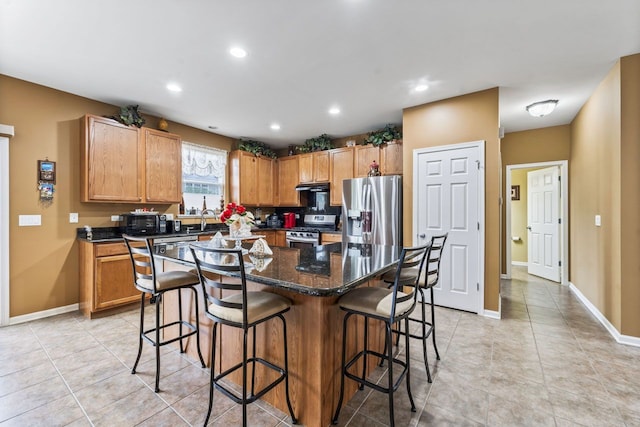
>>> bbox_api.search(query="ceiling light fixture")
[414,84,429,92]
[270,123,281,131]
[329,107,341,115]
[166,83,182,93]
[526,99,558,117]
[229,47,247,58]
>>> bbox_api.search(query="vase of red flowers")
[220,202,255,238]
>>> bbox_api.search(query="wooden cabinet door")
[144,128,182,203]
[298,153,313,184]
[257,156,275,206]
[354,145,381,178]
[82,115,142,202]
[261,230,276,246]
[381,143,403,175]
[321,233,342,244]
[314,151,330,182]
[275,230,287,247]
[94,254,140,310]
[229,151,258,206]
[277,156,300,206]
[329,147,354,206]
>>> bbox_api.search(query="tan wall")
[402,88,501,312]
[619,54,640,337]
[500,125,571,272]
[570,62,622,330]
[0,75,234,317]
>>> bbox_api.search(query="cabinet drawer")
[94,241,145,257]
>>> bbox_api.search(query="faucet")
[201,209,216,231]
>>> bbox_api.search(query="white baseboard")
[568,282,640,348]
[500,274,509,279]
[9,303,79,325]
[511,261,528,266]
[482,295,501,320]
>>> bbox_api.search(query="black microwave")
[121,213,168,235]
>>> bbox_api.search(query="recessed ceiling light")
[270,123,281,131]
[415,84,429,92]
[329,107,341,115]
[166,83,182,93]
[229,47,247,58]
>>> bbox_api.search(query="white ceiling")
[1,0,638,148]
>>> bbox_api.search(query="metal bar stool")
[332,244,430,427]
[123,234,205,393]
[189,245,297,427]
[381,233,447,382]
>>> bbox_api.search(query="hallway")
[0,267,638,426]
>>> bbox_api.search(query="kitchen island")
[156,241,401,427]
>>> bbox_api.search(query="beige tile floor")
[1,267,639,426]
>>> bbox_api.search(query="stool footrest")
[391,317,434,341]
[344,349,408,394]
[213,357,287,405]
[141,320,198,347]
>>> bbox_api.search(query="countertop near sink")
[75,225,331,243]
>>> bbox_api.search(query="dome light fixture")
[229,47,247,58]
[526,99,559,117]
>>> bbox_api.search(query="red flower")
[236,205,246,214]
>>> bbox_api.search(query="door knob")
[419,234,426,238]
[526,226,532,231]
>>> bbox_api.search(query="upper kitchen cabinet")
[380,143,403,175]
[144,128,182,203]
[299,151,330,184]
[354,145,380,178]
[81,115,182,203]
[229,150,275,206]
[81,114,142,203]
[329,147,354,206]
[276,155,301,206]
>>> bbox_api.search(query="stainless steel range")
[285,214,338,249]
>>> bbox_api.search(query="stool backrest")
[422,233,448,289]
[189,245,249,325]
[123,234,158,294]
[387,244,430,320]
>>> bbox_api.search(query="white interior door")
[414,143,482,313]
[527,166,560,282]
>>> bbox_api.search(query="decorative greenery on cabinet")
[297,133,334,153]
[364,124,402,146]
[237,139,277,159]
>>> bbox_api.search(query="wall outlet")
[69,213,79,223]
[595,215,601,227]
[165,213,174,220]
[19,215,41,226]
[111,215,122,222]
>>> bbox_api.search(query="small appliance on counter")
[266,213,282,228]
[283,212,296,229]
[120,212,170,235]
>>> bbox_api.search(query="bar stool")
[381,233,447,382]
[332,244,430,427]
[123,234,205,393]
[189,245,297,427]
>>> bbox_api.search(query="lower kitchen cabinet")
[321,233,342,244]
[275,230,287,247]
[79,240,141,318]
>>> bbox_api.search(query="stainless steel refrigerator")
[342,175,402,246]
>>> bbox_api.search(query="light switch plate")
[69,213,79,223]
[111,215,122,222]
[595,215,601,226]
[19,215,41,226]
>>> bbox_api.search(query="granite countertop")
[76,226,342,243]
[154,242,400,297]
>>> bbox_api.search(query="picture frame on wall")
[511,185,520,201]
[38,160,56,184]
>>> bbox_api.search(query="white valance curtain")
[182,142,227,178]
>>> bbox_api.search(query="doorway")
[0,124,14,326]
[505,160,568,284]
